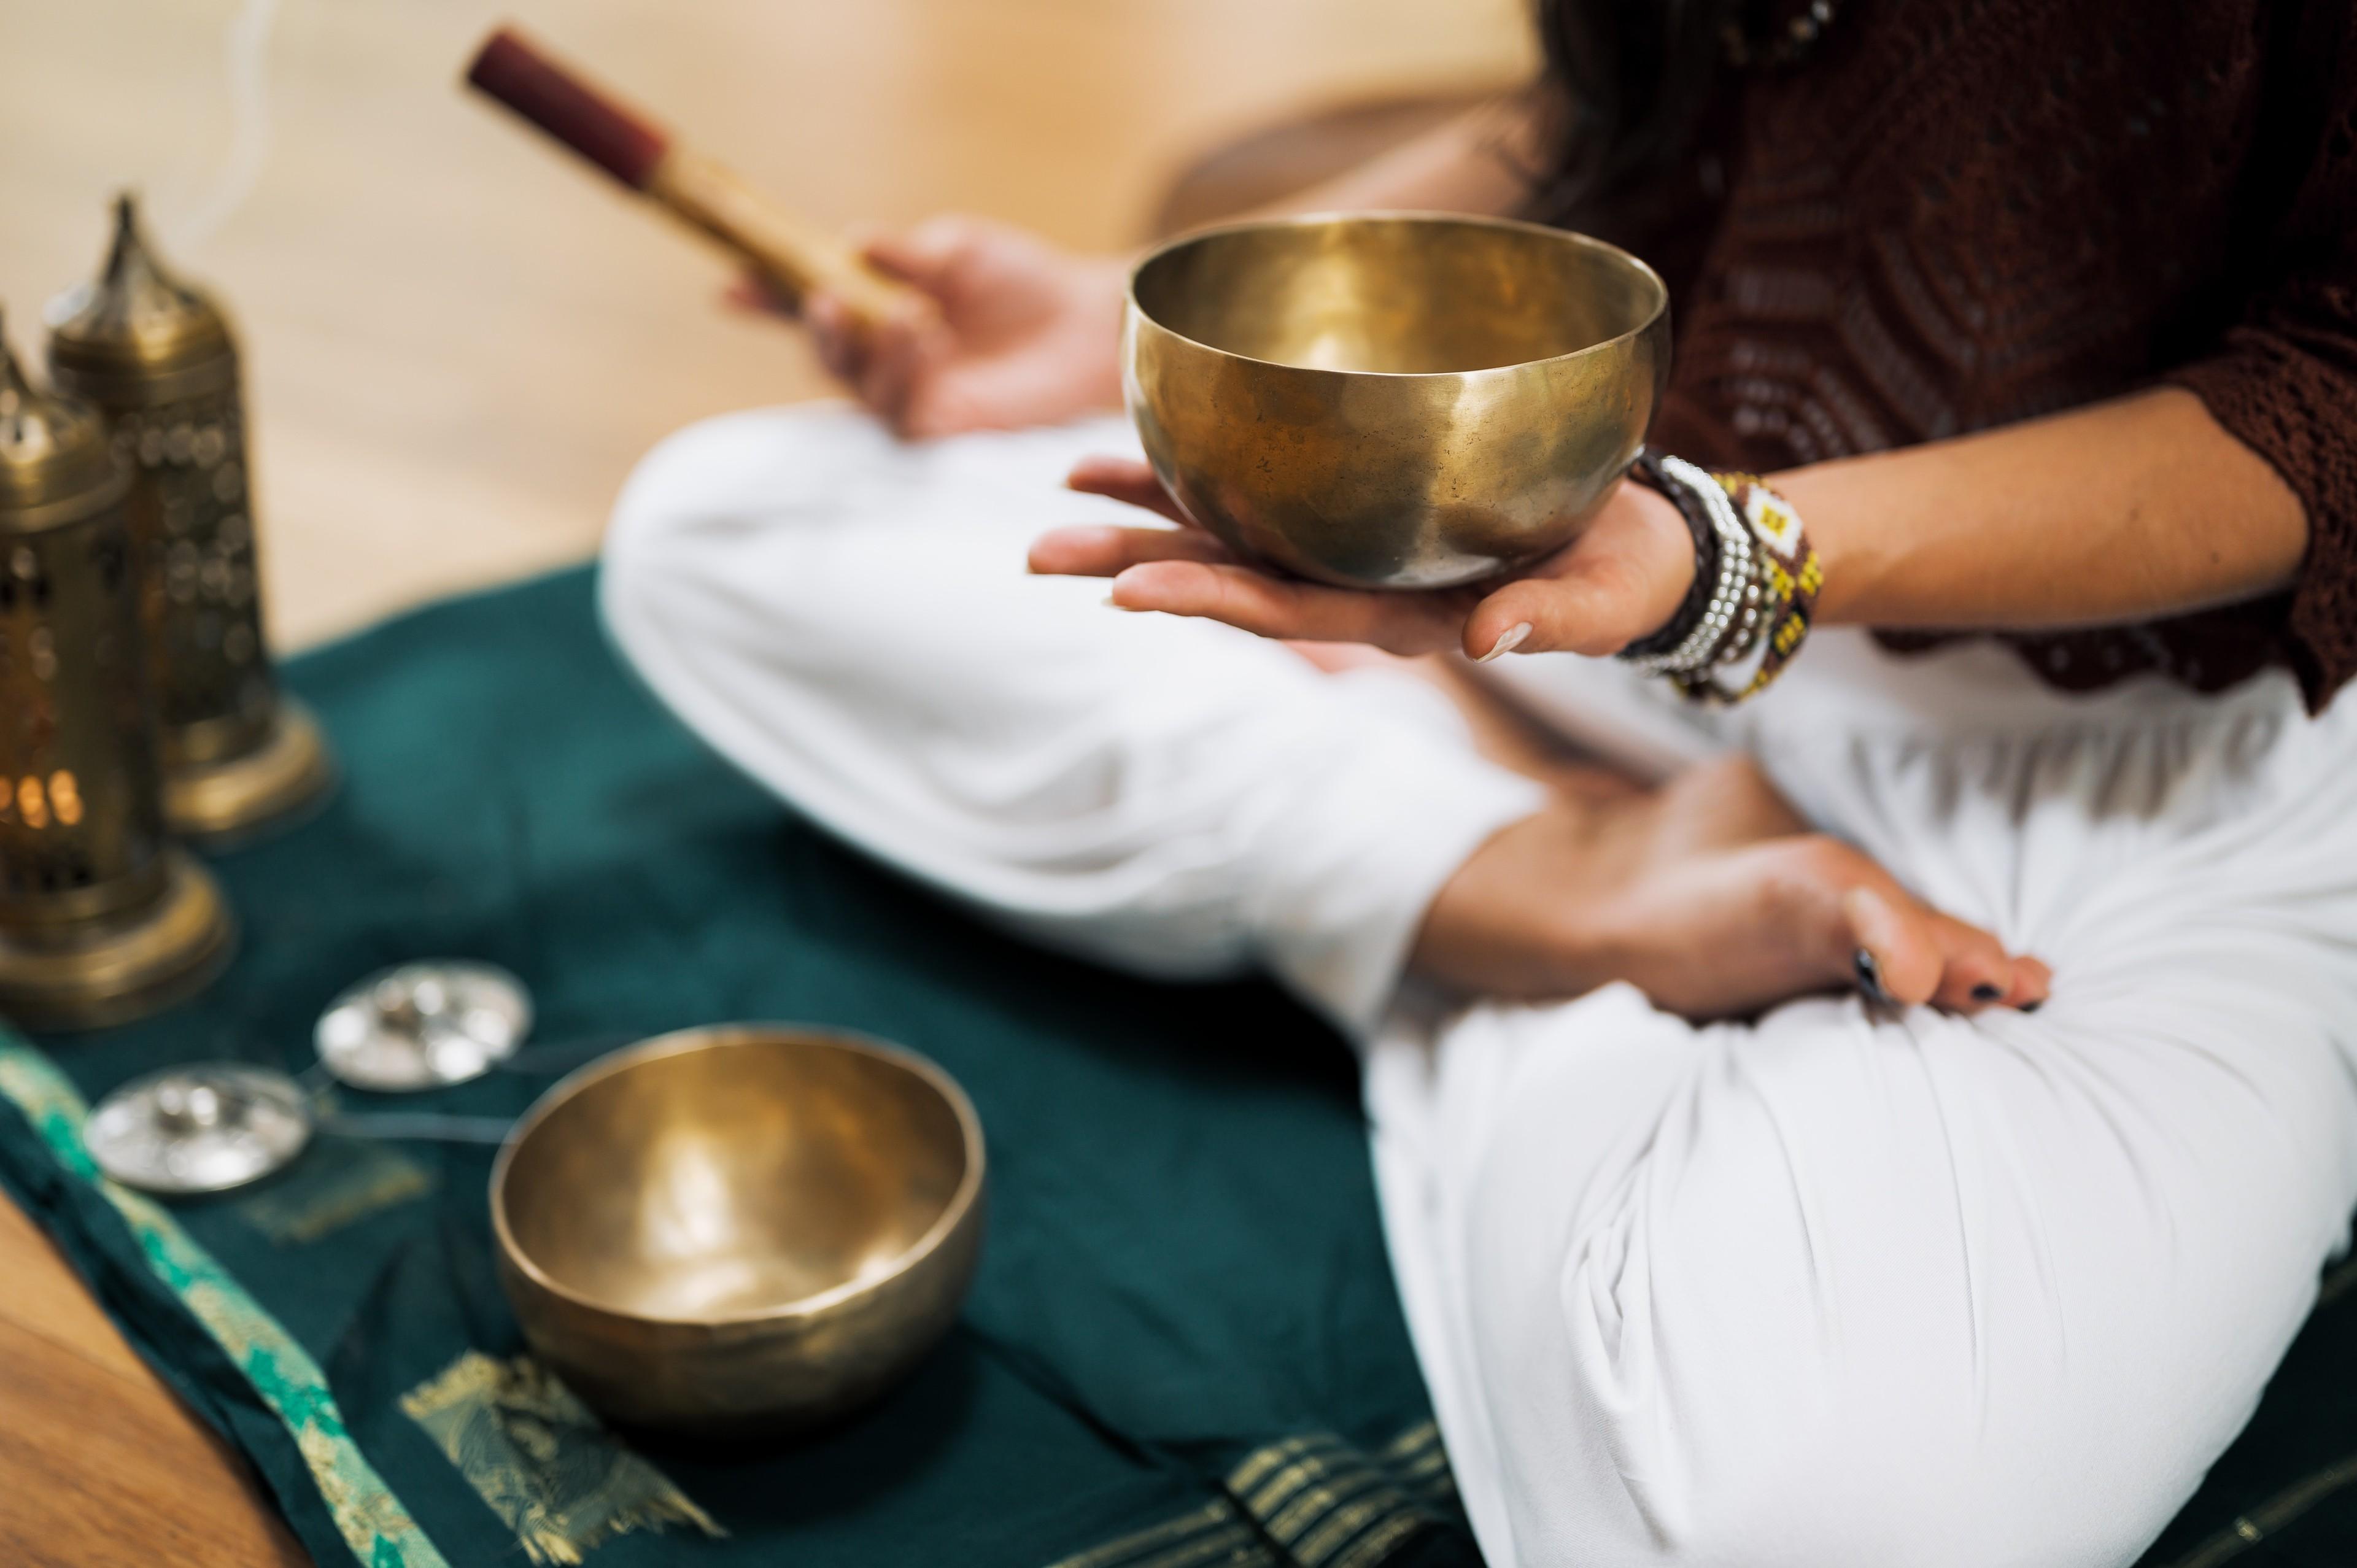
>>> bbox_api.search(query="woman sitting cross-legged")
[602,3,2357,1564]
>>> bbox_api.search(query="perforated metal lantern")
[47,196,334,843]
[0,314,235,1030]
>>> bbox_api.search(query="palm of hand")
[1030,458,1697,663]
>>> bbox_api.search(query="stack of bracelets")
[1616,447,1824,703]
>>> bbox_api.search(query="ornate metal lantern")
[0,315,236,1029]
[46,196,334,843]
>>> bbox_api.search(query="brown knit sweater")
[1581,0,2357,708]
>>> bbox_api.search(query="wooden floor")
[0,1,1531,1562]
[0,1195,310,1567]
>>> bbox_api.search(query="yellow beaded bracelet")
[1670,469,1822,705]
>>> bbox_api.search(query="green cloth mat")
[0,567,2350,1568]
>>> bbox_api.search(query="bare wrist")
[1769,463,1871,626]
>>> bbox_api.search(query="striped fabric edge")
[0,1035,449,1568]
[2159,1451,2357,1568]
[1042,1421,1458,1568]
[1040,1499,1275,1568]
[2156,1256,2357,1568]
[2320,1252,2357,1308]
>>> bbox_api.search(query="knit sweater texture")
[1581,0,2357,706]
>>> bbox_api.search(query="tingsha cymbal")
[315,961,533,1092]
[85,1063,312,1195]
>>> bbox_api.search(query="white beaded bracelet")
[1622,455,1759,678]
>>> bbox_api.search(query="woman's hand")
[1041,459,2056,1018]
[736,215,1129,439]
[1030,457,1699,662]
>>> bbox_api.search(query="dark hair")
[1526,0,1736,222]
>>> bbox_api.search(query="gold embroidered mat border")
[2160,1450,2357,1568]
[0,1035,451,1568]
[1044,1421,1459,1568]
[238,1139,436,1246]
[2155,1258,2357,1568]
[401,1351,726,1566]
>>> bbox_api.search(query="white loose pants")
[602,406,2357,1568]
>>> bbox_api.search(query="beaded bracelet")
[1615,449,1821,702]
[1617,451,1720,666]
[1620,452,1752,678]
[1684,470,1823,704]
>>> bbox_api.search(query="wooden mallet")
[465,25,924,330]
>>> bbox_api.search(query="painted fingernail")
[1475,622,1533,663]
[1971,983,2003,1002]
[1854,948,1897,1008]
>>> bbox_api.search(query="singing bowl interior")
[492,1025,985,1432]
[1133,214,1663,375]
[1126,212,1670,589]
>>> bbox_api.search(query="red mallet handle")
[463,25,924,328]
[466,27,669,190]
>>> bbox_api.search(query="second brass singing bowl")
[1124,213,1671,589]
[490,1025,985,1436]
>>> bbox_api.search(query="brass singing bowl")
[490,1025,986,1436]
[1124,212,1671,589]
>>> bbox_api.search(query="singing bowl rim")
[1125,209,1670,380]
[489,1022,987,1329]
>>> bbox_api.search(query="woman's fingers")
[1027,525,1229,577]
[726,271,794,318]
[1038,463,1708,670]
[805,293,861,383]
[1066,457,1190,524]
[1105,560,1464,654]
[802,223,966,432]
[855,306,954,436]
[862,215,981,298]
[1039,457,1220,576]
[1055,455,1463,649]
[859,305,915,418]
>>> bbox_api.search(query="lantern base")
[166,699,338,846]
[0,852,238,1032]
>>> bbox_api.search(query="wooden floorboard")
[0,1189,152,1380]
[0,1288,308,1567]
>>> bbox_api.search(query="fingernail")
[1853,948,1898,1009]
[2019,998,2044,1014]
[1971,983,2003,1002]
[1475,622,1533,663]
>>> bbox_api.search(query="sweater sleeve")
[2164,33,2357,711]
